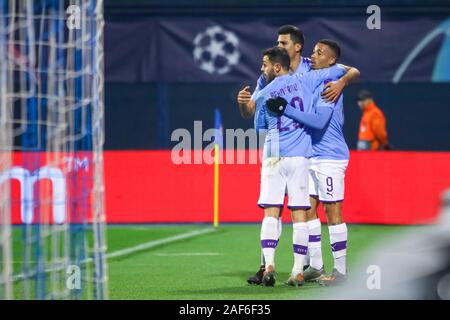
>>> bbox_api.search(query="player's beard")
[265,70,276,84]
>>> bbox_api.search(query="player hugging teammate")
[236,25,360,287]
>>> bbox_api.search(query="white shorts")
[309,159,349,202]
[258,156,310,210]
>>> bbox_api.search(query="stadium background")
[4,0,450,301]
[101,0,450,225]
[10,0,450,224]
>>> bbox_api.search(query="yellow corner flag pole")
[214,143,219,228]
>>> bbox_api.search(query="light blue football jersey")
[251,57,311,100]
[254,72,315,159]
[299,65,349,160]
[311,80,350,160]
[254,64,348,160]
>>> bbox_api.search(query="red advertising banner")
[8,152,94,225]
[103,151,450,225]
[7,151,450,225]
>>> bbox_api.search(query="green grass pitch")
[7,223,421,299]
[106,223,418,299]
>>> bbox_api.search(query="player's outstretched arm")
[284,105,333,130]
[237,86,256,119]
[265,97,333,130]
[321,64,360,102]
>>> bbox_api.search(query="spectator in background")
[356,90,390,150]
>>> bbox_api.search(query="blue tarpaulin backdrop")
[101,13,450,151]
[105,16,450,83]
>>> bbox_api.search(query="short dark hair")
[278,25,305,47]
[357,90,373,101]
[262,46,290,71]
[317,39,341,60]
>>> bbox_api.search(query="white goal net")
[0,0,107,300]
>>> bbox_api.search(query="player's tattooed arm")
[321,64,360,103]
[237,86,256,119]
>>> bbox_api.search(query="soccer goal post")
[0,0,107,300]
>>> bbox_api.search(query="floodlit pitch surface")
[106,224,419,299]
[8,224,422,299]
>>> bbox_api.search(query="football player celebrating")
[254,46,347,286]
[265,40,353,286]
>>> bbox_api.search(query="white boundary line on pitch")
[106,228,217,260]
[154,252,220,256]
[9,227,217,282]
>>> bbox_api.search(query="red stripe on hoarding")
[9,150,450,225]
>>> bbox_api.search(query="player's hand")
[237,86,252,105]
[321,79,345,102]
[266,97,288,116]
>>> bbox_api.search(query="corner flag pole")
[214,143,219,228]
[213,108,222,228]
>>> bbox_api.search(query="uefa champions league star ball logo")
[193,25,240,75]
